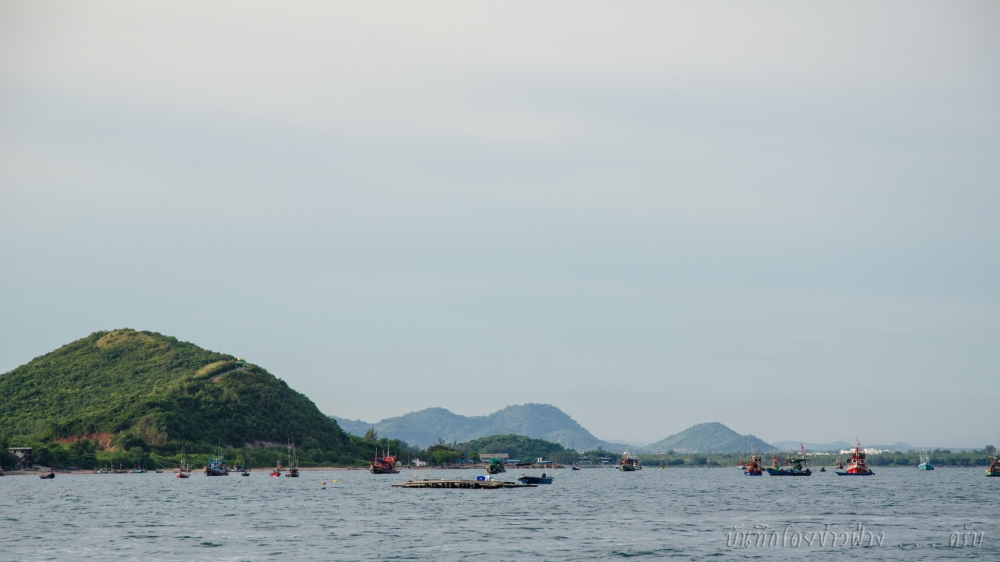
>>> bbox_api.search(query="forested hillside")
[0,329,374,465]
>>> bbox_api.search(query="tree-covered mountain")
[640,422,771,453]
[334,403,623,452]
[455,434,575,463]
[0,329,360,456]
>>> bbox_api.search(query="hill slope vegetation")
[0,329,354,452]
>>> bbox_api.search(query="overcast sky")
[1,1,998,447]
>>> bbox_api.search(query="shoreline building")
[8,447,33,469]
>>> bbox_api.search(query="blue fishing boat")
[205,456,229,476]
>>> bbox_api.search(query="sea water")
[1,467,996,560]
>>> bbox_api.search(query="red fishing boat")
[743,453,763,476]
[270,460,283,477]
[836,440,875,476]
[370,448,399,474]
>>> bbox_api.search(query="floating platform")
[392,479,536,489]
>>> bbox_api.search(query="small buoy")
[322,481,327,486]
[333,479,337,484]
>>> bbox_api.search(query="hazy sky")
[1,1,998,447]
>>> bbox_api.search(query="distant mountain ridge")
[333,404,624,452]
[640,422,771,454]
[771,441,916,452]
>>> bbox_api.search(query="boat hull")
[743,472,762,476]
[986,471,1000,477]
[765,469,811,476]
[518,476,553,484]
[835,471,874,476]
[917,464,933,471]
[39,473,55,479]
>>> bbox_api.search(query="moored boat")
[205,456,229,476]
[39,469,55,479]
[986,453,1000,477]
[285,443,300,477]
[485,457,506,474]
[517,472,553,484]
[766,445,812,476]
[369,447,398,474]
[270,460,283,477]
[176,448,191,478]
[618,450,641,471]
[835,440,874,476]
[917,453,933,471]
[744,453,763,476]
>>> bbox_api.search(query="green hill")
[0,329,358,455]
[640,422,771,454]
[334,403,621,452]
[455,434,576,463]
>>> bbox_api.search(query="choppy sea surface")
[1,466,996,560]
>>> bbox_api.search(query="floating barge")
[392,478,535,489]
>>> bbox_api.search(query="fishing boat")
[986,453,1000,477]
[39,469,55,479]
[737,459,747,470]
[835,440,874,475]
[917,453,933,471]
[618,450,641,471]
[270,460,283,477]
[571,464,581,471]
[205,456,229,476]
[176,448,191,478]
[485,457,506,474]
[766,452,812,476]
[285,443,300,477]
[369,447,398,475]
[517,472,553,484]
[154,468,163,474]
[744,453,763,476]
